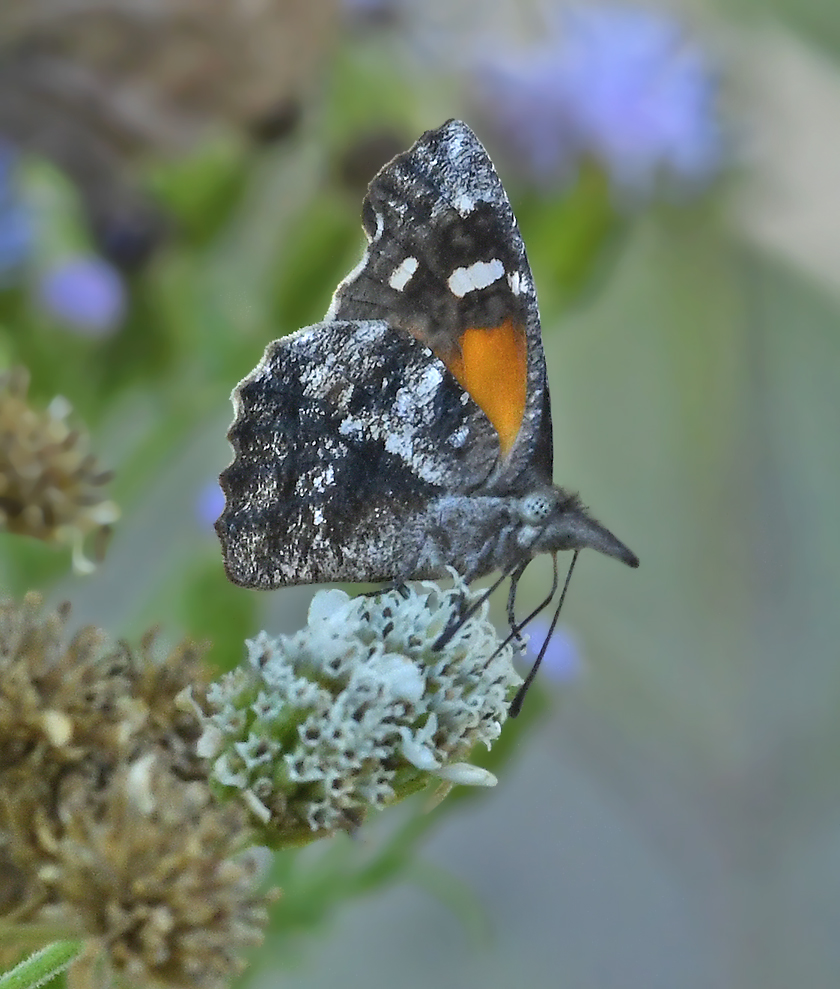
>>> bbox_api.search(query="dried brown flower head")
[0,0,337,144]
[0,368,119,572]
[0,593,270,988]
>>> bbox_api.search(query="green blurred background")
[1,0,839,986]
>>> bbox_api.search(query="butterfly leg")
[506,562,529,648]
[359,581,411,600]
[434,563,518,651]
[485,553,560,665]
[381,580,411,599]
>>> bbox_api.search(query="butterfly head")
[517,488,639,569]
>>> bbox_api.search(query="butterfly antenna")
[509,551,579,718]
[434,565,518,651]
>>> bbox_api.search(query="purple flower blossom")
[473,4,723,196]
[0,144,32,280]
[341,0,401,26]
[524,620,583,683]
[196,481,226,529]
[37,256,126,336]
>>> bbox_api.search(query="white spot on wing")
[452,191,475,215]
[309,462,335,494]
[335,384,354,412]
[338,416,364,440]
[448,259,505,298]
[393,365,442,417]
[388,256,419,291]
[507,271,522,295]
[371,209,385,241]
[448,424,469,448]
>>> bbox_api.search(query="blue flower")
[341,0,402,26]
[524,619,583,683]
[37,256,126,336]
[196,481,226,529]
[0,144,32,280]
[473,4,723,196]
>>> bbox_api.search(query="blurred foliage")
[730,0,840,60]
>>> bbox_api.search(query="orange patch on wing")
[446,318,527,456]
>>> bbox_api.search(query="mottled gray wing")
[216,319,501,588]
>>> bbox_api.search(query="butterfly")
[216,120,638,710]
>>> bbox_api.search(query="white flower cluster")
[196,577,522,836]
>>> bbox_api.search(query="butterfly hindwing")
[217,318,501,587]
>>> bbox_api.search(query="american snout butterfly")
[216,120,638,710]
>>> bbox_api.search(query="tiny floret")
[198,576,523,840]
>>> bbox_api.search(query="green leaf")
[517,163,628,319]
[146,135,251,243]
[179,556,259,673]
[0,941,81,989]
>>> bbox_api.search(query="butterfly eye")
[520,492,556,525]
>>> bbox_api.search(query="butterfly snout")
[518,488,639,569]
